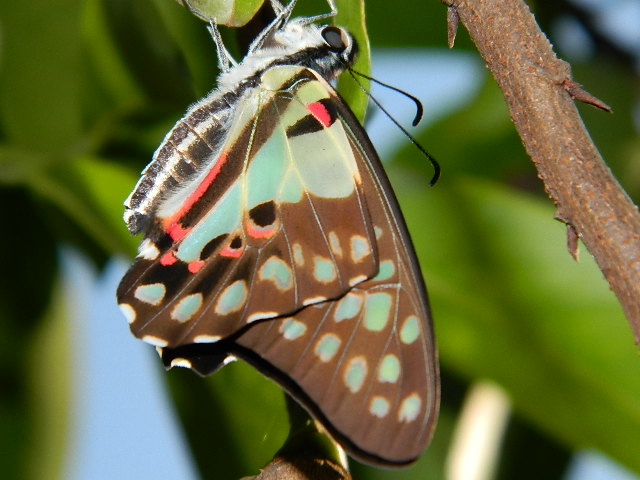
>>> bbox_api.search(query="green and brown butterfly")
[117,0,439,466]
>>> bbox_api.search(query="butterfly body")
[118,3,438,466]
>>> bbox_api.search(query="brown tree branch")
[441,0,640,343]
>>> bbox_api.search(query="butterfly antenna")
[351,70,423,126]
[348,70,441,186]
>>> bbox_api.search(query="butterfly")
[117,0,439,467]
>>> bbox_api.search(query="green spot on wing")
[260,256,293,290]
[215,280,248,315]
[293,243,304,265]
[398,393,422,423]
[280,168,304,203]
[363,292,392,331]
[344,357,367,393]
[370,396,390,418]
[400,315,420,344]
[280,318,307,340]
[247,130,287,208]
[172,293,203,322]
[178,182,242,262]
[287,118,357,199]
[334,292,363,322]
[378,354,401,383]
[350,235,370,262]
[134,283,166,306]
[314,334,341,362]
[373,259,395,281]
[314,257,337,282]
[335,0,371,122]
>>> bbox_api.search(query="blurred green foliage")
[0,0,638,479]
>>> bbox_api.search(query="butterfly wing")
[118,63,438,466]
[231,66,439,465]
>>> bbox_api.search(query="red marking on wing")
[220,245,243,258]
[166,223,190,242]
[160,251,178,266]
[162,152,229,238]
[307,102,331,127]
[245,221,276,239]
[188,260,205,273]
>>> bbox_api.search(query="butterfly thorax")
[123,20,356,235]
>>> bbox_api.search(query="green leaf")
[0,0,84,152]
[335,0,370,122]
[174,0,265,26]
[0,187,59,480]
[151,0,221,97]
[26,156,139,257]
[167,361,288,478]
[393,168,640,473]
[25,280,74,480]
[82,0,147,107]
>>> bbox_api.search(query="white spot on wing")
[328,231,343,257]
[303,295,327,306]
[193,335,222,343]
[142,335,169,347]
[222,355,237,366]
[247,311,278,323]
[118,303,136,324]
[398,393,422,423]
[138,238,160,260]
[170,358,193,369]
[348,274,368,286]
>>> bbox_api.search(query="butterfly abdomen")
[124,95,236,235]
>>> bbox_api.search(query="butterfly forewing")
[117,66,379,348]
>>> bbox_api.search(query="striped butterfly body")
[117,0,439,466]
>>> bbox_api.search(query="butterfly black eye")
[321,26,347,51]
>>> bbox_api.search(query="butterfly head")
[218,20,357,91]
[269,20,356,76]
[315,24,357,78]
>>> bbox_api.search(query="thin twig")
[441,0,640,343]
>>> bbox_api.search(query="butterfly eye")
[321,26,348,51]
